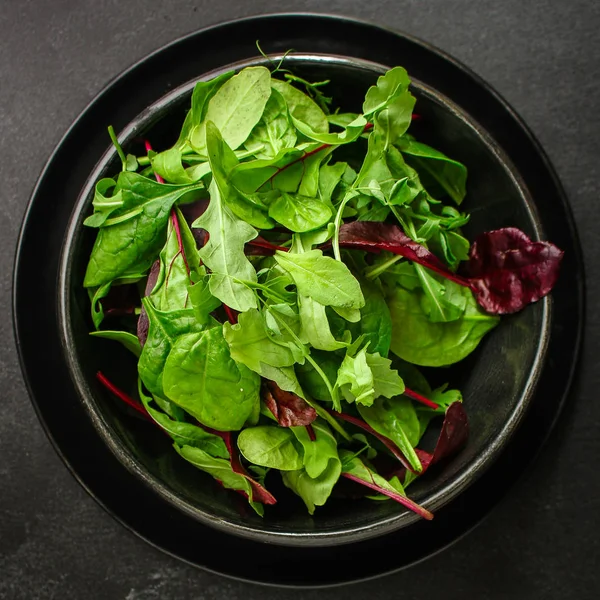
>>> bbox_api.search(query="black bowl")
[59,53,548,545]
[14,14,583,586]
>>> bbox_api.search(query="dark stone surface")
[1,1,598,598]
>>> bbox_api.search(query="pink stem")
[403,387,439,410]
[96,371,152,421]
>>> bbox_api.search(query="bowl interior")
[60,55,549,546]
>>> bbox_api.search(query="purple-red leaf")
[334,221,468,286]
[137,259,160,347]
[466,227,564,314]
[263,380,317,427]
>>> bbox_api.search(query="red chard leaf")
[137,259,161,347]
[466,227,564,314]
[263,380,317,427]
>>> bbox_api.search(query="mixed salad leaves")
[83,59,562,519]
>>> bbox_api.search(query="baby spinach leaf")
[268,192,332,232]
[163,328,260,431]
[192,66,272,152]
[414,264,467,323]
[387,285,499,367]
[319,161,347,205]
[399,138,467,205]
[262,380,316,426]
[290,420,339,479]
[188,275,221,325]
[193,178,259,312]
[237,425,303,470]
[291,115,367,145]
[89,330,141,357]
[174,444,265,515]
[223,308,295,373]
[298,295,347,351]
[84,172,203,288]
[271,79,329,134]
[355,279,392,356]
[244,88,297,158]
[137,299,201,398]
[274,249,365,309]
[295,350,342,402]
[282,457,341,515]
[138,383,229,458]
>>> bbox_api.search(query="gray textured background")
[1,1,599,598]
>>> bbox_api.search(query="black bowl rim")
[12,12,585,585]
[56,51,551,546]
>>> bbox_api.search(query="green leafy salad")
[83,58,563,519]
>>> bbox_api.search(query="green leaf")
[83,172,203,288]
[336,347,374,406]
[298,295,346,351]
[319,162,347,205]
[192,66,272,152]
[290,420,339,478]
[138,384,229,458]
[188,275,221,325]
[137,299,202,398]
[268,192,332,233]
[151,147,193,184]
[414,264,467,323]
[388,285,499,367]
[399,138,467,205]
[83,178,123,227]
[291,115,367,145]
[272,79,329,134]
[260,364,306,399]
[89,330,141,357]
[193,178,259,312]
[244,88,297,158]
[362,66,412,117]
[149,208,202,312]
[274,249,365,309]
[238,425,303,470]
[366,352,405,398]
[296,350,342,403]
[163,328,260,431]
[358,282,392,356]
[175,444,264,515]
[358,396,421,472]
[223,308,296,373]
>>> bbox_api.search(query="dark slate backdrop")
[1,1,598,598]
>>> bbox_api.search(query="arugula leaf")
[274,249,365,309]
[84,173,204,288]
[238,425,303,470]
[193,178,258,312]
[83,178,123,227]
[298,295,347,351]
[223,308,295,373]
[162,328,260,431]
[192,66,272,152]
[244,88,297,158]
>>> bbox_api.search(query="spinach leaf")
[295,350,342,403]
[192,66,272,152]
[399,138,467,205]
[357,279,392,356]
[89,330,141,357]
[137,299,201,398]
[238,425,303,470]
[188,275,221,325]
[414,264,467,323]
[387,285,499,366]
[290,420,339,479]
[174,444,264,515]
[84,173,204,288]
[163,327,259,431]
[244,88,297,158]
[274,249,365,309]
[271,79,329,134]
[138,383,229,458]
[193,178,259,312]
[291,115,367,145]
[150,147,193,184]
[268,192,332,232]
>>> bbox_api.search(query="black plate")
[13,14,583,587]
